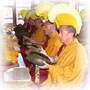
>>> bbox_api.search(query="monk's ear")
[75,33,77,37]
[69,33,74,37]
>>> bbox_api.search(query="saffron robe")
[45,32,62,57]
[42,38,87,89]
[39,32,62,83]
[31,26,46,47]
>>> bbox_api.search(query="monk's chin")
[60,39,64,43]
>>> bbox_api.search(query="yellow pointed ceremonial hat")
[48,4,82,34]
[36,2,55,21]
[26,8,36,19]
[18,10,29,19]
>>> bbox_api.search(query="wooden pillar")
[13,0,17,25]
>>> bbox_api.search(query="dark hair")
[35,18,43,23]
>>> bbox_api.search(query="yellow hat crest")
[36,2,55,21]
[48,4,82,34]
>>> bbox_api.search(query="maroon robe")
[20,36,50,84]
[38,36,50,84]
[20,45,35,82]
[43,36,50,50]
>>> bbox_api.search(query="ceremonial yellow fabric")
[18,10,29,19]
[36,2,54,21]
[36,2,54,16]
[48,4,82,34]
[43,38,87,88]
[42,11,48,21]
[31,26,46,47]
[31,26,46,41]
[45,32,62,57]
[39,11,49,21]
[55,14,78,33]
[4,48,18,63]
[30,14,39,20]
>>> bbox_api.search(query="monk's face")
[59,26,71,43]
[35,19,42,28]
[44,23,51,35]
[29,18,35,25]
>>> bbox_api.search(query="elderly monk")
[39,25,87,90]
[22,18,46,82]
[30,18,46,46]
[38,4,87,90]
[23,2,62,83]
[37,21,62,84]
[20,18,46,82]
[42,21,62,56]
[24,21,62,83]
[27,17,36,35]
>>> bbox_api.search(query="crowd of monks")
[4,2,88,90]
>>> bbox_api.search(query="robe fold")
[31,26,46,47]
[39,32,62,84]
[42,38,87,89]
[20,26,46,82]
[43,36,50,50]
[45,32,62,57]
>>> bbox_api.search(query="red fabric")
[20,45,35,82]
[30,25,37,35]
[36,36,50,84]
[20,43,48,84]
[30,65,35,82]
[23,23,37,35]
[43,36,50,50]
[28,65,48,84]
[23,22,30,30]
[40,69,48,84]
[57,45,65,56]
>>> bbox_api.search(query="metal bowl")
[25,48,41,56]
[26,51,52,66]
[25,42,32,46]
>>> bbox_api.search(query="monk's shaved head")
[43,21,57,36]
[59,25,76,37]
[44,21,56,30]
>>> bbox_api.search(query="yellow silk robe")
[31,26,46,47]
[45,32,62,57]
[42,38,87,89]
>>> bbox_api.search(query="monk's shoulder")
[75,42,86,54]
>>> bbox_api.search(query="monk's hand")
[48,56,58,64]
[30,40,36,43]
[23,36,30,41]
[40,47,48,56]
[39,61,49,69]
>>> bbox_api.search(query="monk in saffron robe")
[39,22,62,83]
[24,21,62,83]
[24,18,46,47]
[27,18,36,35]
[39,25,87,90]
[22,18,46,82]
